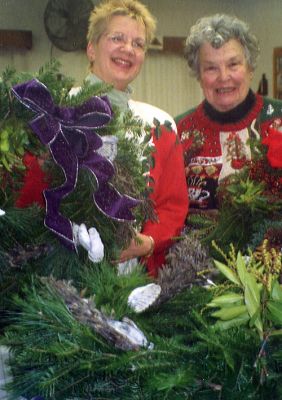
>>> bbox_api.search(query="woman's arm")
[118,126,188,276]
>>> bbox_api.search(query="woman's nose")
[218,67,230,81]
[121,41,135,53]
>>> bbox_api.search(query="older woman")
[176,14,282,210]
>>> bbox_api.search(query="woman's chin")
[214,101,238,112]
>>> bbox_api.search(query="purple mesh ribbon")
[12,79,139,250]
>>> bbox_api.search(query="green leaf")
[211,304,247,320]
[267,300,282,325]
[213,260,241,286]
[244,273,261,316]
[207,292,244,308]
[153,117,161,127]
[223,351,235,371]
[143,132,152,144]
[1,155,12,171]
[214,312,250,330]
[164,120,173,131]
[236,252,247,287]
[249,308,261,328]
[269,329,282,336]
[271,280,282,301]
[154,125,161,139]
[244,273,263,336]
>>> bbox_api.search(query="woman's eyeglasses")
[106,33,147,52]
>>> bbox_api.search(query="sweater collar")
[86,73,132,111]
[203,90,256,124]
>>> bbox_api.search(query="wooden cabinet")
[0,30,32,50]
[273,47,282,99]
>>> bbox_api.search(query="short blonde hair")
[87,0,156,46]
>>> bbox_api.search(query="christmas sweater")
[176,90,282,209]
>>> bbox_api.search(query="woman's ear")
[87,42,96,63]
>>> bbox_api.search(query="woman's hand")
[117,233,154,263]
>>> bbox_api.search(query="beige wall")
[0,0,281,117]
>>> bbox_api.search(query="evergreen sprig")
[205,173,282,254]
[2,280,281,399]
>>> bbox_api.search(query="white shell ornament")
[72,223,104,263]
[128,283,161,313]
[78,223,91,250]
[88,227,104,263]
[108,317,152,349]
[117,258,139,276]
[97,135,118,162]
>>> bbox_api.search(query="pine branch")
[42,277,149,352]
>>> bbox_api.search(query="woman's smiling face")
[87,15,146,91]
[198,38,253,112]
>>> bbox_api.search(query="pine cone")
[154,235,214,306]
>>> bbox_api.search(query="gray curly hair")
[184,14,260,79]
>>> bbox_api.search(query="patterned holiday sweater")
[176,90,282,209]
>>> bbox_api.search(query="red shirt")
[142,126,188,276]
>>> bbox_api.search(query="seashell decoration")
[72,223,104,263]
[108,316,153,349]
[128,283,161,313]
[97,135,118,162]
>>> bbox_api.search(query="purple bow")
[12,79,139,250]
